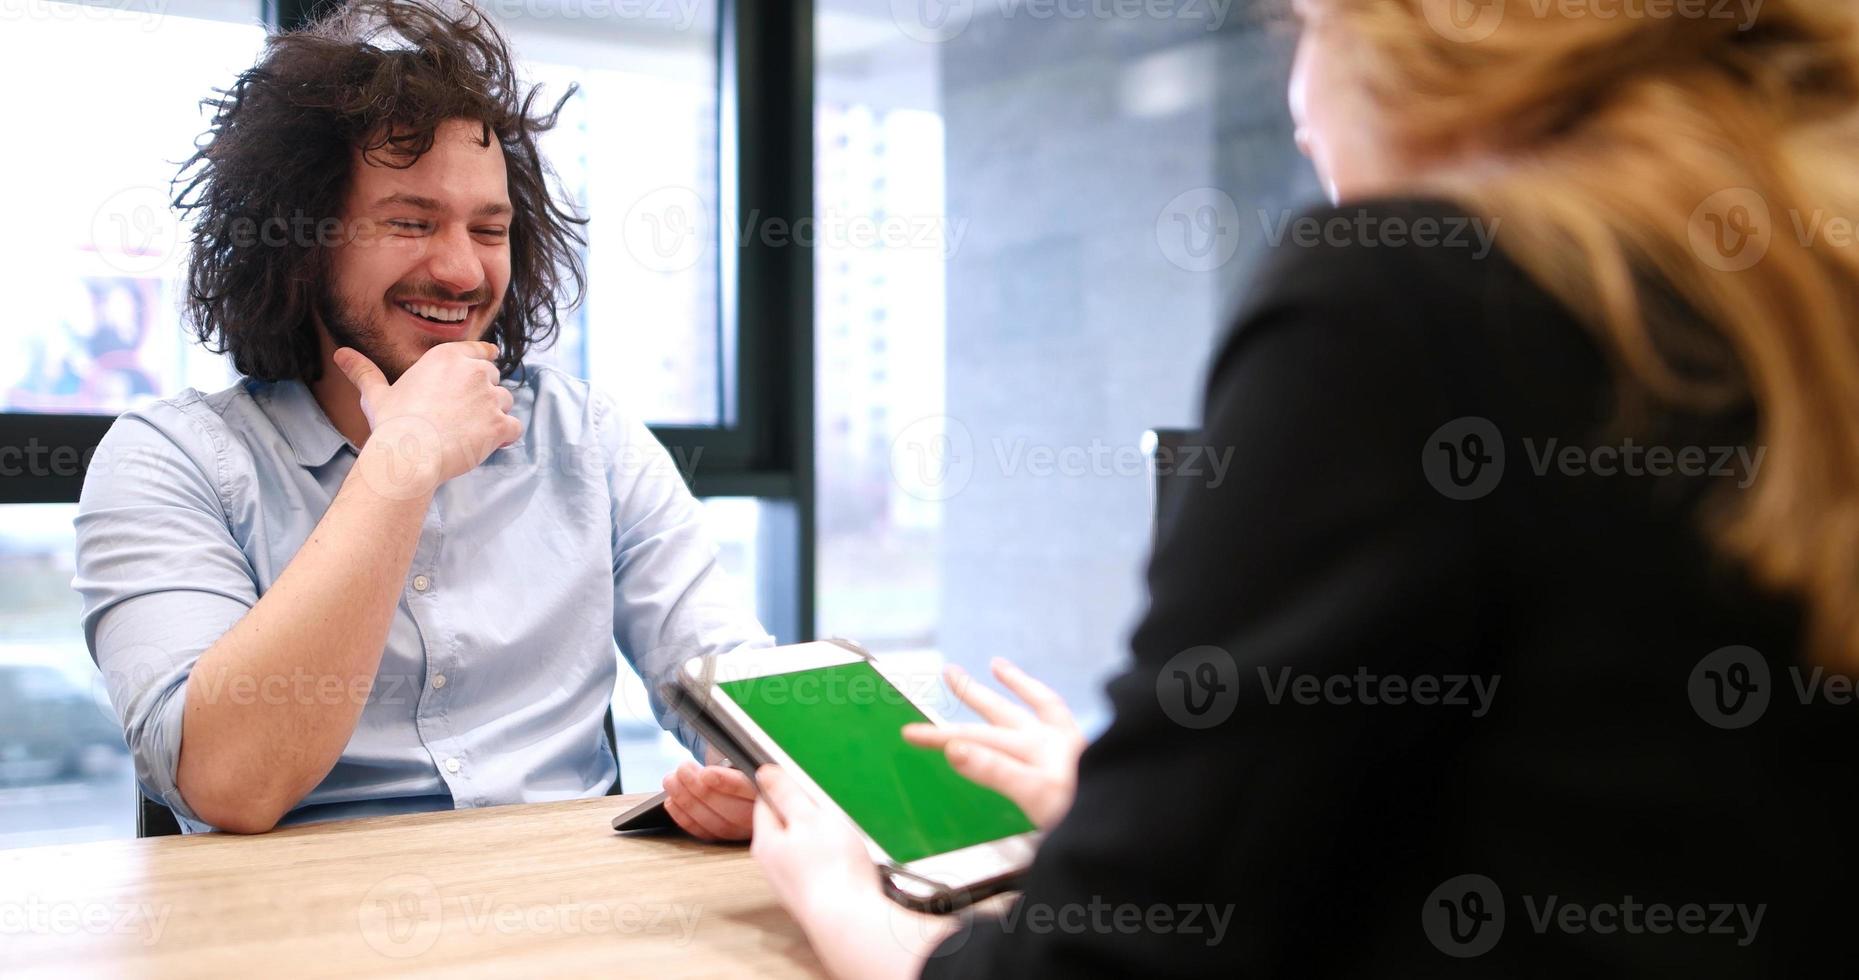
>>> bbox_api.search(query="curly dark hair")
[174,0,587,381]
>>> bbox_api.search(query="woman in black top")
[749,2,1859,976]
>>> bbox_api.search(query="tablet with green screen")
[682,641,1041,906]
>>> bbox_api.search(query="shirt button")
[412,574,431,593]
[443,757,461,774]
[431,674,447,690]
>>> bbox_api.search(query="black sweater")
[920,199,1850,977]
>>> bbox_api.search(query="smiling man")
[71,0,766,839]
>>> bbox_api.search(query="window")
[813,2,1315,729]
[500,5,727,425]
[611,496,796,783]
[0,1,266,416]
[0,504,133,848]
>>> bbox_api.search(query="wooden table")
[0,794,824,978]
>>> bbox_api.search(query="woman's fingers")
[989,657,1078,730]
[942,740,1044,808]
[754,764,813,825]
[903,722,1042,761]
[944,663,1036,729]
[751,793,785,845]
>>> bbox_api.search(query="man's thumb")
[333,347,387,396]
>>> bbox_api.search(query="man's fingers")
[449,340,499,361]
[663,794,717,841]
[680,765,754,828]
[667,766,745,839]
[903,722,1040,761]
[944,740,1041,802]
[990,658,1077,730]
[332,347,388,399]
[945,663,1035,729]
[699,765,759,802]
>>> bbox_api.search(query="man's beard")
[319,283,415,383]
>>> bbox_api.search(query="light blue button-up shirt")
[71,364,772,833]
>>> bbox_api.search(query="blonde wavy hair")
[1308,0,1859,662]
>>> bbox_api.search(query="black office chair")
[135,707,627,838]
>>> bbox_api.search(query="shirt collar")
[253,378,355,468]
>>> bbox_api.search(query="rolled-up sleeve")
[72,400,258,829]
[597,392,774,760]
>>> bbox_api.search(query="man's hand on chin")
[661,747,758,841]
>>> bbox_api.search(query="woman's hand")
[750,764,958,980]
[903,658,1085,829]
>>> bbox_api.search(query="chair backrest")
[137,791,182,838]
[134,706,628,837]
[1142,427,1197,542]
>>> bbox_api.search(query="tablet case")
[610,638,1025,913]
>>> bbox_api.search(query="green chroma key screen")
[718,660,1035,863]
